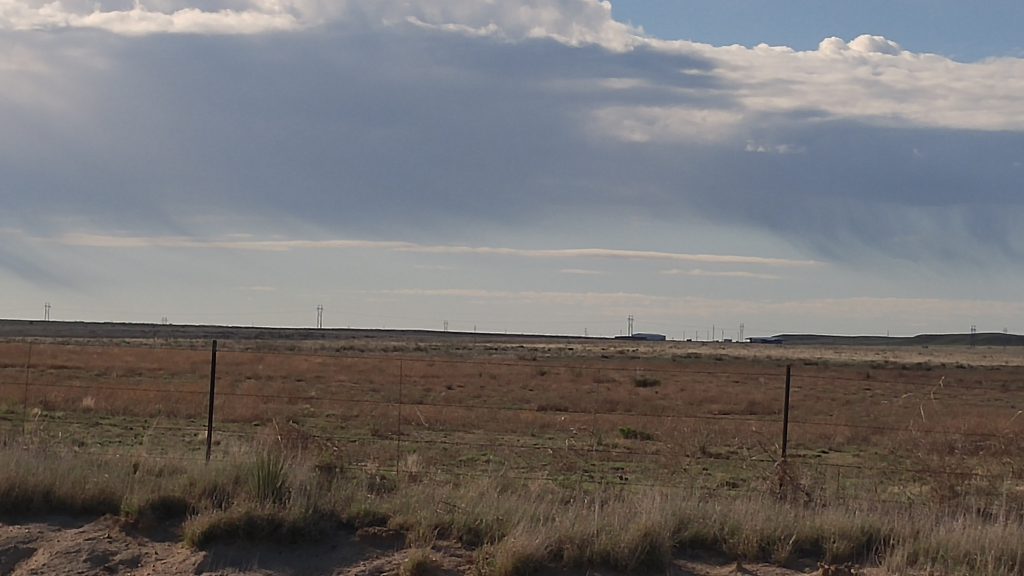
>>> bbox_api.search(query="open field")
[2,322,1024,574]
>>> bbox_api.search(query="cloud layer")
[57,233,819,266]
[1,0,1022,333]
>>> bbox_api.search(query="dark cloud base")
[1,24,1021,268]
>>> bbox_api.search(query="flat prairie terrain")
[3,327,1023,497]
[1,321,1024,575]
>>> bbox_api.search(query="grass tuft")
[182,507,333,549]
[400,548,441,576]
[246,447,289,506]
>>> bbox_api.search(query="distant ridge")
[771,333,1024,347]
[1,320,1020,347]
[0,319,588,342]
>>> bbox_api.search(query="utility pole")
[43,302,51,321]
[443,320,448,332]
[316,305,324,329]
[970,324,977,347]
[739,323,745,342]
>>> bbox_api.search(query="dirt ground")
[0,516,886,576]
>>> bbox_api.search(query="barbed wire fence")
[2,339,1023,504]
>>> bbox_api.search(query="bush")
[633,375,660,388]
[618,427,654,441]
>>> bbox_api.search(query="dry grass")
[3,337,1024,502]
[1,442,1024,574]
[3,336,1024,573]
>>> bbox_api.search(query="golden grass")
[3,338,1024,502]
[3,336,1024,573]
[1,441,1024,574]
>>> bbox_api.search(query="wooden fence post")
[782,364,792,459]
[21,343,33,437]
[205,340,218,463]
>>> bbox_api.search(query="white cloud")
[591,105,745,143]
[55,233,821,267]
[671,34,1024,133]
[820,34,903,56]
[0,1,300,34]
[76,6,299,35]
[395,0,638,49]
[0,0,1022,320]
[661,269,780,280]
[744,140,803,155]
[4,2,1022,134]
[0,0,639,43]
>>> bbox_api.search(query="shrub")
[618,427,654,441]
[633,375,660,388]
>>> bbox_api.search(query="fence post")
[396,359,403,477]
[205,339,218,463]
[21,342,33,437]
[781,364,792,459]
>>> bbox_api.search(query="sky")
[1,1,1023,338]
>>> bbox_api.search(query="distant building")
[615,333,667,341]
[748,337,783,344]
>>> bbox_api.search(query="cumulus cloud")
[819,34,903,56]
[0,0,639,43]
[0,0,301,34]
[672,34,1024,133]
[0,0,1022,279]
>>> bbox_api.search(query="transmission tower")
[316,305,324,329]
[970,324,977,347]
[627,315,634,337]
[44,302,51,321]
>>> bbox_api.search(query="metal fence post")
[781,364,792,459]
[205,340,218,462]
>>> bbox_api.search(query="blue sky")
[1,1,1022,337]
[611,0,1024,61]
